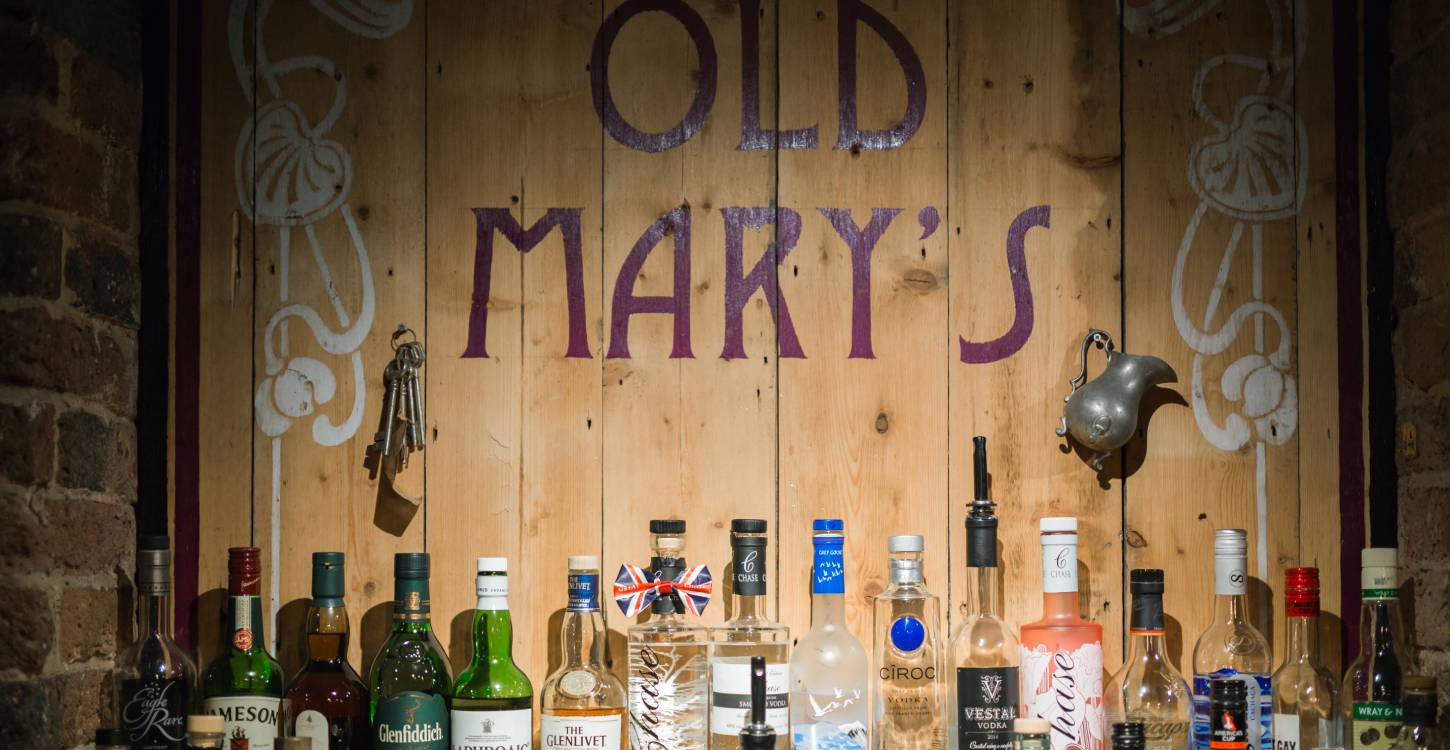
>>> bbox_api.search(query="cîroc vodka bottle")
[872,535,946,750]
[791,519,870,749]
[628,520,710,750]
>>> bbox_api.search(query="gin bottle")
[1106,570,1192,750]
[541,555,626,750]
[1271,567,1341,750]
[1343,549,1410,750]
[119,535,197,750]
[711,519,790,749]
[368,553,451,750]
[791,519,870,749]
[284,552,369,749]
[628,519,710,750]
[951,437,1019,750]
[872,534,946,750]
[1192,530,1272,750]
[452,557,533,749]
[203,547,284,750]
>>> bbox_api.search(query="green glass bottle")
[202,546,285,750]
[451,557,533,749]
[369,552,452,749]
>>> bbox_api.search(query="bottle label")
[1215,557,1248,596]
[451,707,531,750]
[204,695,280,750]
[232,595,255,650]
[1212,697,1250,750]
[568,573,599,612]
[732,545,767,596]
[710,660,789,736]
[375,690,447,749]
[1349,703,1403,750]
[540,712,623,749]
[476,573,509,611]
[1272,714,1300,750]
[1359,589,1398,601]
[1041,543,1078,593]
[956,667,1019,750]
[812,536,846,595]
[628,643,707,748]
[1192,673,1272,750]
[792,689,868,750]
[294,709,330,750]
[121,677,189,749]
[1020,642,1105,750]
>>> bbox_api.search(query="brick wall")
[0,1,142,747]
[1389,0,1450,707]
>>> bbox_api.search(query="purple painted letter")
[737,0,817,151]
[960,205,1050,363]
[835,0,926,150]
[608,207,694,359]
[464,208,590,360]
[721,207,806,359]
[591,0,717,152]
[818,207,902,359]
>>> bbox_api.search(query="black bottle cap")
[394,552,429,579]
[1403,676,1439,726]
[1111,723,1145,750]
[732,518,768,534]
[139,534,169,551]
[1210,679,1248,703]
[966,436,998,568]
[650,519,686,534]
[1129,569,1166,631]
[1130,568,1165,594]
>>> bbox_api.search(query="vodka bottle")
[951,437,1019,750]
[791,519,870,749]
[1343,549,1411,750]
[1020,517,1105,750]
[872,534,946,750]
[628,519,710,750]
[1192,530,1272,750]
[1271,567,1342,750]
[711,519,790,749]
[1387,677,1439,750]
[541,556,626,750]
[1106,569,1192,750]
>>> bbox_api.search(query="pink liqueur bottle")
[1020,517,1105,750]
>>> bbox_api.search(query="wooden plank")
[946,0,1124,662]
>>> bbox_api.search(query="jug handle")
[1064,328,1115,401]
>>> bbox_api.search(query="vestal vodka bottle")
[1343,549,1410,750]
[1105,569,1192,750]
[119,535,197,750]
[950,436,1019,750]
[1020,517,1105,750]
[451,557,533,749]
[203,547,284,750]
[541,555,627,750]
[711,519,790,749]
[628,519,710,750]
[1192,530,1272,750]
[1271,567,1341,750]
[872,534,946,750]
[791,519,870,749]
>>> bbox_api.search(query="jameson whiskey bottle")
[1192,530,1272,750]
[451,557,533,750]
[790,519,870,750]
[369,552,452,750]
[872,534,947,750]
[541,555,626,750]
[120,535,197,749]
[951,437,1019,750]
[203,547,284,749]
[627,519,710,750]
[284,552,368,749]
[710,519,790,749]
[1270,568,1341,750]
[1344,549,1410,750]
[1106,570,1192,750]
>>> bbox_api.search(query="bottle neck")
[732,540,768,615]
[1213,592,1251,624]
[305,602,349,662]
[471,606,515,664]
[811,589,845,625]
[1357,596,1400,650]
[392,578,433,633]
[966,565,999,616]
[1284,612,1319,664]
[561,607,606,668]
[226,592,265,652]
[141,590,168,639]
[1126,629,1168,661]
[810,536,846,625]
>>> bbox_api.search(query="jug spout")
[1109,352,1178,392]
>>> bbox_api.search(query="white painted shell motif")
[1188,95,1307,221]
[1220,352,1297,445]
[237,100,352,226]
[254,356,338,437]
[308,0,413,39]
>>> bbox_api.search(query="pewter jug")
[1056,329,1177,470]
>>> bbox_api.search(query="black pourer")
[966,435,999,568]
[739,655,777,749]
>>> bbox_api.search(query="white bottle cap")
[1040,516,1077,533]
[888,534,924,553]
[1361,547,1399,593]
[568,555,600,570]
[1015,718,1051,734]
[1214,528,1249,555]
[477,557,508,573]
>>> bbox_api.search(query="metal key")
[379,360,403,460]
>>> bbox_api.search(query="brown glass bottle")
[283,552,368,749]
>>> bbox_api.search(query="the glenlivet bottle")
[284,552,368,748]
[120,535,197,750]
[369,552,452,750]
[203,546,284,749]
[1344,549,1411,750]
[1191,530,1271,750]
[451,557,533,749]
[540,555,626,750]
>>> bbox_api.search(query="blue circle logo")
[889,615,926,653]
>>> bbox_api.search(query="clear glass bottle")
[368,552,452,750]
[1020,517,1104,750]
[1106,569,1192,750]
[628,519,710,750]
[452,557,534,749]
[203,547,284,750]
[1018,718,1053,750]
[119,535,198,750]
[951,436,1019,750]
[791,519,870,750]
[1343,549,1411,750]
[1271,567,1341,750]
[712,519,791,749]
[872,534,946,750]
[1388,677,1439,750]
[284,552,369,750]
[541,555,627,750]
[1191,530,1272,750]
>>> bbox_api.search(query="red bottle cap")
[1284,566,1319,617]
[227,547,261,595]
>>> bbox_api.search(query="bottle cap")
[311,552,345,602]
[1015,718,1051,734]
[477,557,508,573]
[1210,678,1248,702]
[732,518,767,533]
[1361,548,1399,592]
[95,728,128,747]
[137,539,171,593]
[650,519,686,534]
[139,534,169,551]
[1040,516,1077,533]
[277,739,313,750]
[187,714,224,734]
[888,534,924,553]
[568,555,599,570]
[1112,722,1146,750]
[227,547,261,594]
[813,519,844,532]
[394,552,429,580]
[1403,675,1439,725]
[1130,568,1164,594]
[1214,529,1248,555]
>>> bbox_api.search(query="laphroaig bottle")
[283,552,368,749]
[790,519,870,749]
[1271,567,1341,750]
[627,519,710,750]
[1020,517,1105,750]
[1106,569,1192,750]
[120,535,197,750]
[950,436,1019,750]
[1192,530,1272,750]
[368,552,452,750]
[1388,677,1439,750]
[203,547,284,749]
[452,557,533,749]
[541,555,626,750]
[711,519,790,749]
[872,534,946,750]
[1343,549,1410,750]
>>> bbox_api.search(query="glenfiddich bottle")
[451,557,534,749]
[120,535,197,749]
[203,547,284,749]
[369,552,452,750]
[283,552,368,748]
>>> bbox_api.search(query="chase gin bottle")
[791,519,870,749]
[1192,530,1272,750]
[711,519,790,749]
[628,520,710,750]
[872,534,946,750]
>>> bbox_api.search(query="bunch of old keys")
[366,324,426,480]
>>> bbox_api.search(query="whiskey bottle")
[540,555,626,750]
[119,535,197,750]
[452,557,534,749]
[1211,680,1251,750]
[711,519,790,749]
[1106,570,1192,750]
[790,519,870,749]
[1271,567,1341,750]
[872,534,946,750]
[1020,517,1105,750]
[627,519,710,750]
[368,552,452,750]
[1192,530,1272,750]
[1344,549,1410,750]
[1388,677,1439,750]
[283,552,368,749]
[951,436,1019,750]
[185,714,226,749]
[203,546,284,750]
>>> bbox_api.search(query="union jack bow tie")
[612,562,713,618]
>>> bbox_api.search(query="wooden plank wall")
[183,0,1346,681]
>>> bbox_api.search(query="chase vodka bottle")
[1192,530,1272,750]
[711,519,790,749]
[628,520,710,750]
[872,534,946,750]
[790,519,870,749]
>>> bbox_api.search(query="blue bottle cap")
[813,519,844,532]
